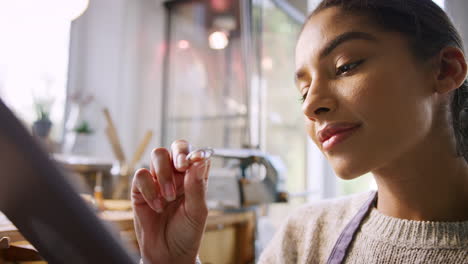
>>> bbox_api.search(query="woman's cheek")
[349,71,392,112]
[304,117,311,136]
[304,120,320,147]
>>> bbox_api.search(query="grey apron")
[326,191,378,264]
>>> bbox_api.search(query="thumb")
[184,160,210,221]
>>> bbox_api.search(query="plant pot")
[32,119,52,138]
[72,133,94,155]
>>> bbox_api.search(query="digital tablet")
[0,98,137,264]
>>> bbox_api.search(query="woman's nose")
[301,82,337,122]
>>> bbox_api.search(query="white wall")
[67,0,165,166]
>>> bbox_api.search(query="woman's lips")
[320,124,361,151]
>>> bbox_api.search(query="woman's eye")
[336,59,364,76]
[298,91,307,103]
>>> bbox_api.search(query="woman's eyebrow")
[319,31,378,60]
[294,31,377,87]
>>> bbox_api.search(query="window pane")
[162,2,248,149]
[0,3,70,141]
[433,0,445,8]
[254,0,307,202]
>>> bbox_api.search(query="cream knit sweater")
[258,191,468,263]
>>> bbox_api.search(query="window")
[253,0,308,204]
[0,2,77,141]
[161,0,308,203]
[433,0,445,8]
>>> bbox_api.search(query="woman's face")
[296,7,436,179]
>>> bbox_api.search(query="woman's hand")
[131,140,211,264]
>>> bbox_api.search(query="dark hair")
[307,0,468,162]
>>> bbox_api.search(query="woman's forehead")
[295,7,377,68]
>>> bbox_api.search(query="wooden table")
[0,202,256,264]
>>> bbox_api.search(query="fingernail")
[164,183,176,202]
[176,153,187,169]
[153,199,163,213]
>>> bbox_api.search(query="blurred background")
[0,0,461,263]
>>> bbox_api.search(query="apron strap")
[326,191,378,264]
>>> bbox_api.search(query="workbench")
[0,201,256,264]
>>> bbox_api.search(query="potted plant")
[72,120,94,155]
[74,120,93,135]
[32,98,53,138]
[62,91,95,154]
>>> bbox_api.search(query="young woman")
[131,0,468,263]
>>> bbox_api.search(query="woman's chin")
[335,173,363,181]
[331,162,369,180]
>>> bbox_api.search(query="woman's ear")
[434,46,467,94]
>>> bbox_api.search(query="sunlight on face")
[296,7,435,179]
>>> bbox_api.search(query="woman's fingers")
[170,140,191,196]
[203,158,211,181]
[171,140,191,172]
[151,148,176,202]
[131,168,163,212]
[145,142,212,214]
[183,159,211,221]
